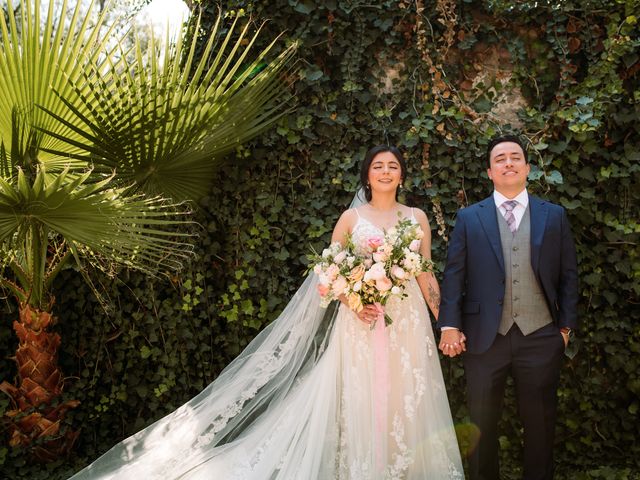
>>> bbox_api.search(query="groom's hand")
[439,329,466,357]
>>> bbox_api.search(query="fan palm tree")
[0,0,295,461]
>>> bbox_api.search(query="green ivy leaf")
[576,96,594,105]
[291,0,315,14]
[545,170,564,185]
[561,198,582,209]
[304,68,323,81]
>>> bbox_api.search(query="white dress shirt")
[493,189,529,230]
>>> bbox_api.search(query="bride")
[69,145,464,479]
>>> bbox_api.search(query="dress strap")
[354,207,361,218]
[410,207,416,221]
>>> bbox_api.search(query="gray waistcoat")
[497,206,553,336]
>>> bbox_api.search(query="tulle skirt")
[69,277,463,479]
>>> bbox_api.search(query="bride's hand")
[356,304,380,325]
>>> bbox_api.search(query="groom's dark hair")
[486,134,528,168]
[360,145,406,202]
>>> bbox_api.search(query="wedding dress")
[70,210,464,480]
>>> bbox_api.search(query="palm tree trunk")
[0,303,79,462]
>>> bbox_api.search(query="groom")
[437,134,578,480]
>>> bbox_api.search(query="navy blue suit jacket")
[437,195,579,354]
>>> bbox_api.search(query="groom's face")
[487,141,530,193]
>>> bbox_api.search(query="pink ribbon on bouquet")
[372,302,390,471]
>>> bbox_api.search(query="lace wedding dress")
[70,214,463,479]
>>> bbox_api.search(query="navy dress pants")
[463,323,566,480]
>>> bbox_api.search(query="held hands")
[438,329,467,357]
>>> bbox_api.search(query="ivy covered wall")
[1,0,638,478]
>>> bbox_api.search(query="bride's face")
[368,152,403,195]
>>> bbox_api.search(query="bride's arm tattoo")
[428,283,440,304]
[427,283,440,316]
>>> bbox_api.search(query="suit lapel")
[529,196,549,274]
[476,196,504,272]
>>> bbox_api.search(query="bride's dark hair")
[360,145,406,202]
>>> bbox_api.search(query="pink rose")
[332,276,348,295]
[367,236,384,251]
[409,239,421,252]
[317,283,330,297]
[376,276,393,292]
[326,264,339,281]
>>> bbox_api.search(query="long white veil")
[68,191,367,479]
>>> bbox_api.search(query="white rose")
[391,265,407,280]
[367,262,387,281]
[333,251,347,264]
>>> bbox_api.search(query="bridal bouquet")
[308,218,434,328]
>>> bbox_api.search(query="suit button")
[501,279,505,284]
[513,264,519,268]
[514,296,519,301]
[513,246,518,251]
[513,313,519,318]
[513,279,519,284]
[498,299,503,305]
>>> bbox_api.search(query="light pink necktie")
[502,200,518,234]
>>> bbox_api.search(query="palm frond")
[0,166,194,277]
[0,0,124,170]
[39,14,298,201]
